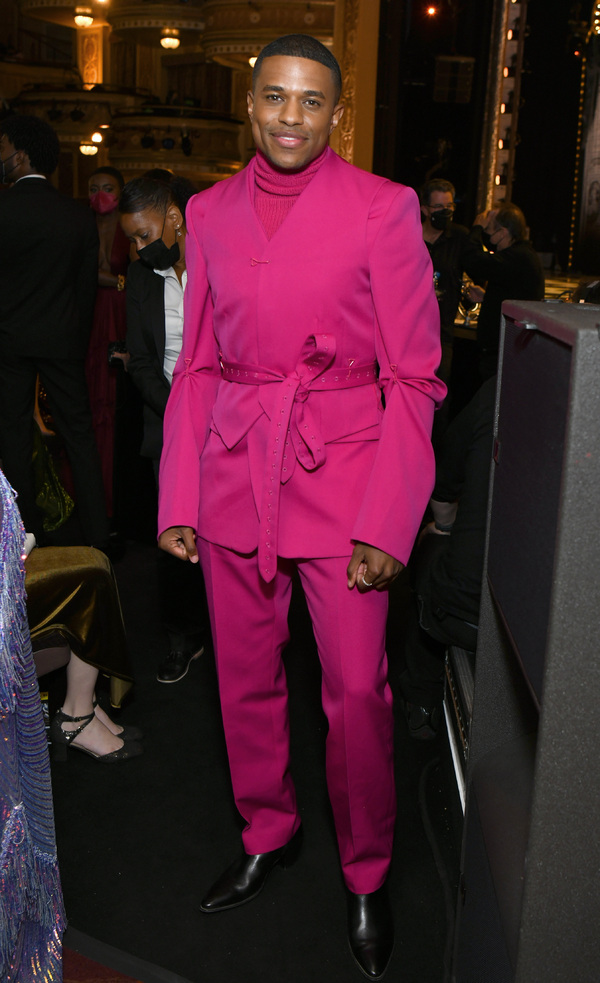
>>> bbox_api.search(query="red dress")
[85,222,129,515]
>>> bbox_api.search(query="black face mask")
[430,208,453,231]
[0,151,18,184]
[137,212,180,270]
[138,236,180,271]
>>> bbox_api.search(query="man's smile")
[269,131,308,146]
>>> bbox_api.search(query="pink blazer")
[158,149,445,577]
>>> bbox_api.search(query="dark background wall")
[374,0,583,272]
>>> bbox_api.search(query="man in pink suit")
[158,34,444,981]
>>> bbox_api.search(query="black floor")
[49,540,463,983]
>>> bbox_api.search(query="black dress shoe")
[347,884,394,980]
[200,826,302,912]
[156,646,204,683]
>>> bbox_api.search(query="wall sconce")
[91,131,103,144]
[162,136,175,150]
[79,142,98,156]
[47,104,63,122]
[141,133,155,149]
[160,28,180,50]
[74,6,94,28]
[70,106,85,122]
[249,56,258,68]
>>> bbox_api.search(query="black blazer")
[0,178,98,359]
[125,258,171,460]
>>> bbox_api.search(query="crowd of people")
[0,32,549,983]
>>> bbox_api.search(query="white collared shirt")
[154,266,187,384]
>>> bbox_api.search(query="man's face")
[423,190,455,222]
[247,55,343,171]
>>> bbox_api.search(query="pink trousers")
[198,539,396,894]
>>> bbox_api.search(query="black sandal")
[50,708,143,762]
[92,698,143,741]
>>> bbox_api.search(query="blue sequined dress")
[0,469,65,981]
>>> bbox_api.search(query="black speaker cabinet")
[453,301,600,983]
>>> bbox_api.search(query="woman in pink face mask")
[85,167,130,523]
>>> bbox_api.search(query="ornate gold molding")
[335,0,359,163]
[78,27,103,88]
[201,0,335,68]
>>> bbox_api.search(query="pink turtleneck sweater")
[253,146,328,240]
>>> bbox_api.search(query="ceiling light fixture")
[160,28,180,50]
[74,6,94,27]
[79,142,98,156]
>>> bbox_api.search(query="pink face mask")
[89,189,119,214]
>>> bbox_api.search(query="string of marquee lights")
[569,51,587,272]
[568,2,600,272]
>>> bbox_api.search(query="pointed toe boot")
[200,826,302,912]
[347,884,394,980]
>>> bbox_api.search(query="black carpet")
[49,541,462,983]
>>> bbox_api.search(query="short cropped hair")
[252,34,342,102]
[89,165,125,189]
[1,114,60,175]
[419,179,455,206]
[495,201,527,242]
[119,175,197,218]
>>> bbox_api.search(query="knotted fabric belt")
[220,333,377,582]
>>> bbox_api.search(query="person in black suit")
[0,115,109,548]
[120,175,208,683]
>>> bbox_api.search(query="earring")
[175,227,182,237]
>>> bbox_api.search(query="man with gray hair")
[468,201,545,380]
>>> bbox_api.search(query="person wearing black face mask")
[467,202,545,382]
[119,175,210,687]
[419,179,484,441]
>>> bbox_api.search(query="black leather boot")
[347,884,394,980]
[200,826,302,912]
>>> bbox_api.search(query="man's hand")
[158,526,199,563]
[347,542,403,593]
[473,207,498,229]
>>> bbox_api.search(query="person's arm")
[350,183,446,577]
[98,268,123,289]
[125,264,170,417]
[464,220,520,290]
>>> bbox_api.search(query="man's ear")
[247,90,255,122]
[329,103,344,133]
